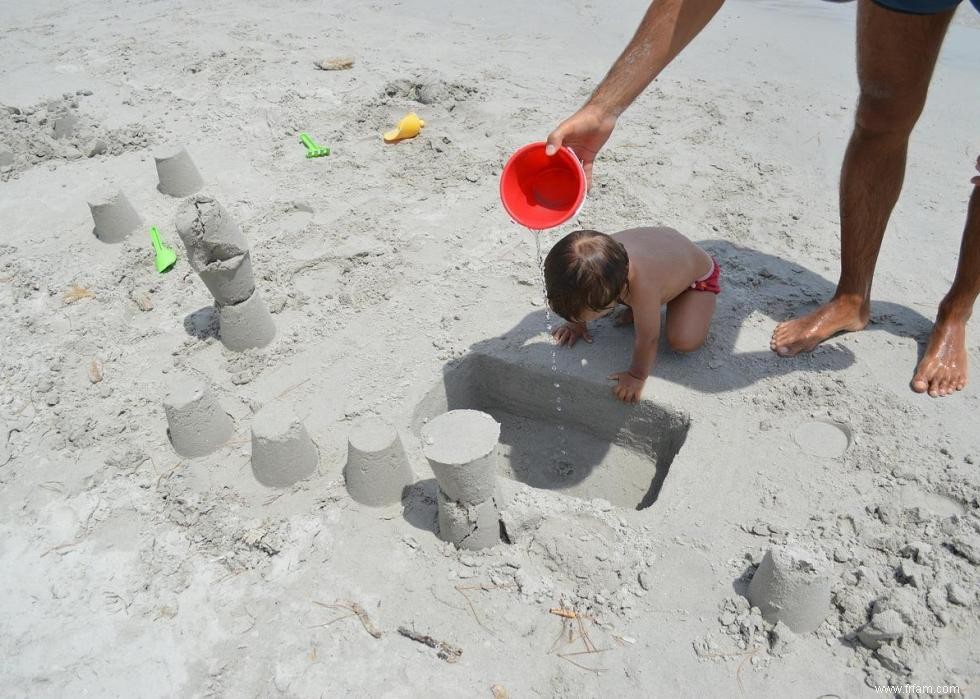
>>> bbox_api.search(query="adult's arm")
[546,0,727,182]
[591,0,726,117]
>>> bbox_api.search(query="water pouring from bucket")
[500,141,586,470]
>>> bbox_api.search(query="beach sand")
[0,0,978,696]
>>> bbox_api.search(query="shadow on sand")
[400,240,933,521]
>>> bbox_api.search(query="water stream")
[533,229,570,474]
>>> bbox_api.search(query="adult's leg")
[666,289,717,352]
[770,0,955,357]
[911,165,980,396]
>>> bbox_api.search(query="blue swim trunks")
[874,0,980,13]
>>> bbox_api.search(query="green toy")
[149,226,177,273]
[299,132,330,158]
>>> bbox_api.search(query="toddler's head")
[544,230,629,322]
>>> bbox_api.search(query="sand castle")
[154,145,203,197]
[250,407,318,488]
[175,195,276,351]
[163,376,233,458]
[748,545,832,634]
[422,409,502,550]
[344,417,414,506]
[87,188,142,244]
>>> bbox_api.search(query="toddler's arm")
[610,305,660,403]
[629,306,661,379]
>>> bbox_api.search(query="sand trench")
[413,352,690,511]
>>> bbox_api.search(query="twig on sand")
[156,461,183,489]
[313,600,382,639]
[547,602,609,674]
[215,569,243,585]
[696,646,761,660]
[348,602,382,639]
[40,542,77,558]
[307,611,356,629]
[548,607,594,620]
[62,285,95,304]
[455,585,488,632]
[315,57,354,71]
[696,645,764,696]
[263,491,285,506]
[557,651,608,674]
[559,648,613,658]
[736,645,763,696]
[273,378,310,402]
[454,582,516,633]
[397,626,462,663]
[611,634,636,646]
[233,607,257,635]
[579,615,599,653]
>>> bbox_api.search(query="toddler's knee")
[667,332,706,354]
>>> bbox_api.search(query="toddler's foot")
[770,297,869,357]
[911,316,969,397]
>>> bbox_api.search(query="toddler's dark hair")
[544,230,629,322]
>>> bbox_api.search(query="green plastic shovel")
[150,226,177,273]
[299,132,330,158]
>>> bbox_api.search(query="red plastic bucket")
[500,142,586,230]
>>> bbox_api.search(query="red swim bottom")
[690,257,722,294]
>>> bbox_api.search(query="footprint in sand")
[792,419,851,459]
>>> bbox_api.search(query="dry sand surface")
[1,0,978,696]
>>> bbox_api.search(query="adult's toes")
[911,375,929,393]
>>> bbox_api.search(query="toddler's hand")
[614,307,634,326]
[553,322,592,347]
[608,371,644,404]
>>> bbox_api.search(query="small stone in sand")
[769,620,796,656]
[130,290,154,312]
[315,57,354,71]
[857,609,905,650]
[946,583,970,606]
[88,358,104,384]
[638,570,651,591]
[85,139,107,158]
[950,534,980,565]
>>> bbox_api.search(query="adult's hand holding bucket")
[499,142,586,230]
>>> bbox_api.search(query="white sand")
[1,0,978,696]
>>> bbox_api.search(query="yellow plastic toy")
[383,112,425,143]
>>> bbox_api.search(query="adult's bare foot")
[911,317,969,397]
[770,297,869,357]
